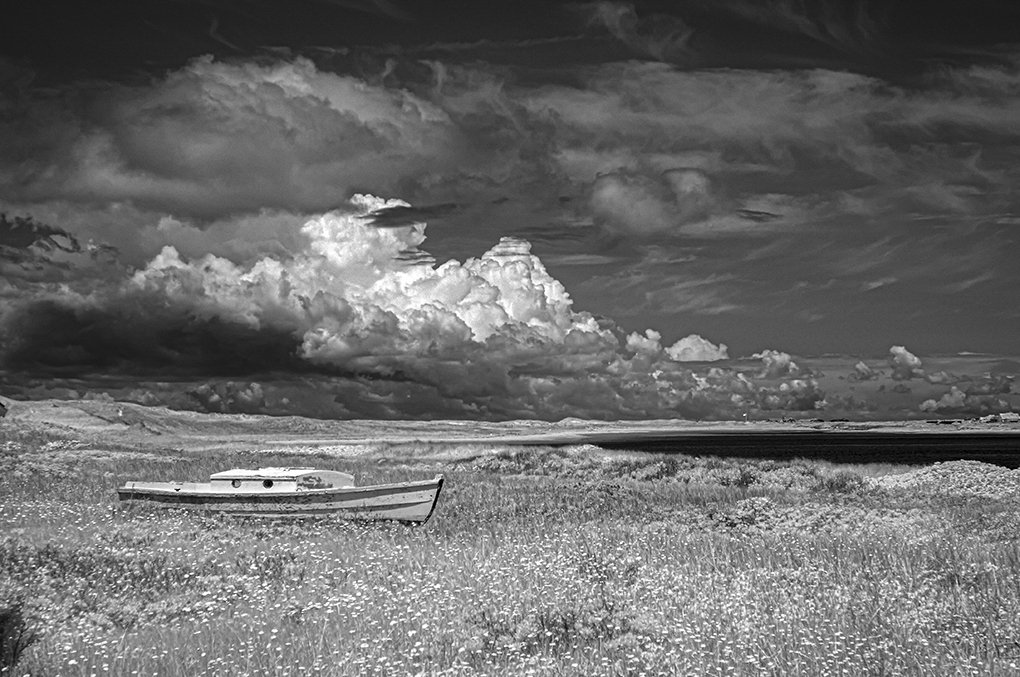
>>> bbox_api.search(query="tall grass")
[2,422,1019,675]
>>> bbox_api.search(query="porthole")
[263,480,274,489]
[231,480,242,488]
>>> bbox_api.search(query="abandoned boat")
[117,467,444,523]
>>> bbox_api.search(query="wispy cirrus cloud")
[576,1,695,62]
[701,0,886,56]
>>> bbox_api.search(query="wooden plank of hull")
[118,476,444,523]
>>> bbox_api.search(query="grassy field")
[2,411,1020,676]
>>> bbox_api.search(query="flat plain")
[2,400,1020,676]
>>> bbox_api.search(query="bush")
[0,599,38,674]
[815,469,866,494]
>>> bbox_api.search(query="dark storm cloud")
[0,213,121,283]
[1,297,305,377]
[0,214,78,251]
[5,57,463,219]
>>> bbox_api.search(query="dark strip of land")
[574,431,1020,467]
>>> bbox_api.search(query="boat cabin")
[209,467,355,493]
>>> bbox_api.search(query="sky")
[0,0,1018,420]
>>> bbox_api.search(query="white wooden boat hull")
[118,475,444,523]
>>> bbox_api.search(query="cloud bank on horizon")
[2,194,747,419]
[1,0,1019,419]
[2,195,1016,420]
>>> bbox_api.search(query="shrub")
[815,469,866,494]
[0,599,38,674]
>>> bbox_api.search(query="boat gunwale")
[118,475,443,499]
[116,471,445,523]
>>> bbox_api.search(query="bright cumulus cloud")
[0,194,829,419]
[919,386,1012,417]
[133,195,604,373]
[626,328,728,361]
[889,345,924,380]
[752,349,800,378]
[666,334,729,362]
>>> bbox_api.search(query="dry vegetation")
[2,412,1020,676]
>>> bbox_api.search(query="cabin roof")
[209,467,318,481]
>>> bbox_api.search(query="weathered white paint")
[118,470,444,523]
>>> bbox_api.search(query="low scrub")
[2,428,1019,675]
[0,599,39,674]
